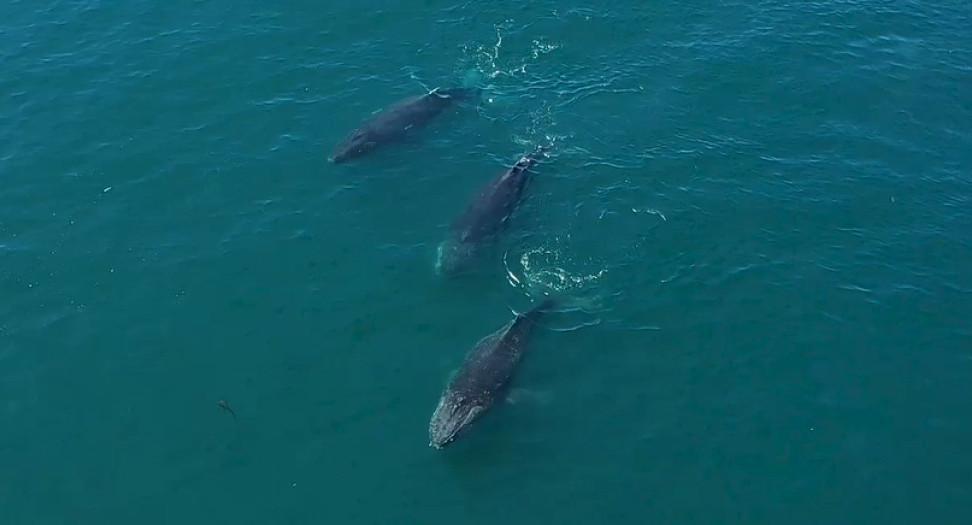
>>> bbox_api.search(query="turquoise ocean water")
[2,1,971,523]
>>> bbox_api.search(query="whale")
[329,87,480,163]
[435,146,549,275]
[429,298,555,449]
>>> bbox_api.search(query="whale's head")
[330,129,376,164]
[429,391,486,449]
[435,237,477,276]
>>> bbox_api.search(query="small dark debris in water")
[218,399,237,419]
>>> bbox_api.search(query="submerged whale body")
[429,299,555,449]
[330,87,480,163]
[436,146,548,275]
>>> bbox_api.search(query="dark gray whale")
[435,146,549,275]
[429,299,555,449]
[329,87,480,163]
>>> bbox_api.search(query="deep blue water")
[2,1,971,523]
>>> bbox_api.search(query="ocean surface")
[2,0,971,523]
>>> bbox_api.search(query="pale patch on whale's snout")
[435,239,476,276]
[330,130,376,164]
[429,393,486,449]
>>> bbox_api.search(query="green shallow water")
[2,1,971,523]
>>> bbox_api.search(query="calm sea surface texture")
[2,1,971,523]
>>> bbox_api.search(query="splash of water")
[504,242,606,297]
[459,22,561,105]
